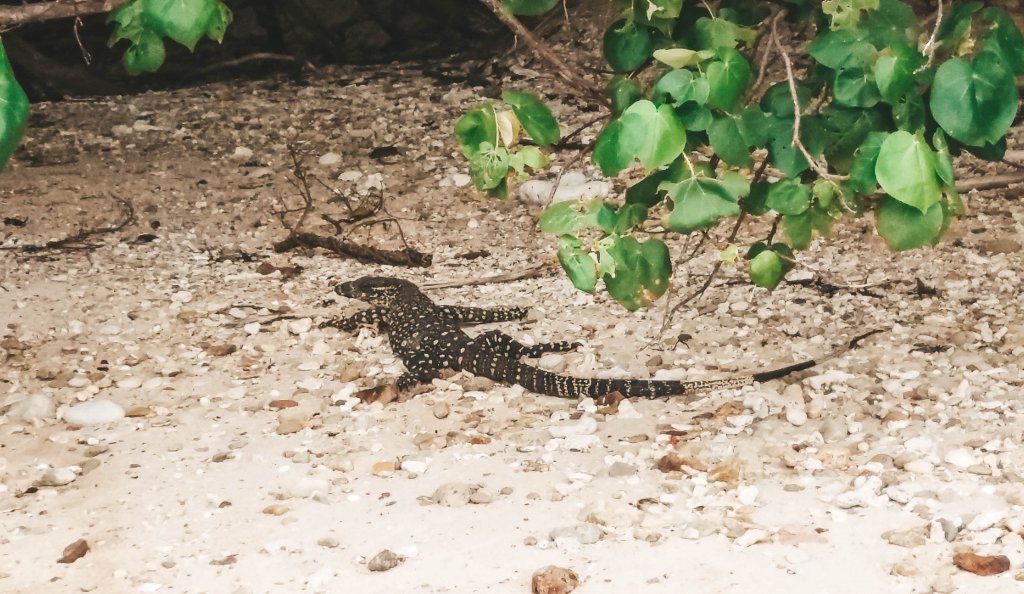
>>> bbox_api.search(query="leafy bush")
[457,0,1024,309]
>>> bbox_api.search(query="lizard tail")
[489,329,885,400]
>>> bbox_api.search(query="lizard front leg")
[320,307,387,331]
[436,305,529,325]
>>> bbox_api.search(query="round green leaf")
[833,68,880,107]
[599,236,671,311]
[848,131,888,193]
[875,197,945,251]
[594,100,685,175]
[501,91,561,147]
[122,29,167,75]
[608,76,642,114]
[652,70,709,106]
[766,179,811,215]
[873,43,922,103]
[706,48,752,111]
[454,105,497,158]
[143,0,218,51]
[0,39,30,170]
[501,0,559,16]
[556,235,598,293]
[662,178,740,232]
[931,55,1018,146]
[708,115,753,167]
[875,131,940,213]
[468,143,510,191]
[603,21,653,73]
[749,249,783,290]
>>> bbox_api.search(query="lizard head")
[334,276,415,307]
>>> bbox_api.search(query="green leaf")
[980,7,1024,75]
[0,39,30,170]
[931,131,955,188]
[107,0,146,46]
[662,177,741,232]
[677,104,712,131]
[652,69,709,106]
[454,105,497,158]
[821,0,879,30]
[766,179,811,215]
[143,0,219,51]
[608,76,642,114]
[875,197,946,251]
[624,159,687,207]
[706,48,752,111]
[501,91,560,147]
[783,206,836,250]
[612,203,649,233]
[501,0,559,16]
[122,29,166,74]
[538,199,616,234]
[468,143,510,191]
[556,235,598,293]
[737,107,769,147]
[860,0,917,47]
[708,114,753,167]
[205,2,232,43]
[890,94,925,132]
[760,82,809,118]
[652,48,715,69]
[833,67,880,107]
[848,131,888,193]
[819,105,886,173]
[694,16,753,51]
[719,170,751,201]
[809,31,875,70]
[931,55,1018,146]
[599,236,671,310]
[603,20,653,72]
[593,100,685,175]
[937,2,982,50]
[508,145,549,176]
[748,249,783,289]
[764,116,808,178]
[743,182,770,215]
[873,43,922,103]
[875,131,940,213]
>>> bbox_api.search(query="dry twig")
[1,194,135,253]
[420,262,552,290]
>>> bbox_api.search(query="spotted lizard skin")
[322,276,823,399]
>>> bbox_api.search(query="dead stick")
[421,262,552,290]
[477,0,608,105]
[0,0,126,28]
[955,172,1024,193]
[273,232,431,267]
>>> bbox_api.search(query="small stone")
[734,528,768,548]
[431,482,476,506]
[785,405,808,426]
[262,504,289,516]
[367,549,403,572]
[953,551,1010,576]
[819,417,848,443]
[318,152,342,166]
[432,401,450,419]
[903,459,934,474]
[967,510,1004,532]
[372,461,397,477]
[979,237,1022,254]
[524,536,538,546]
[62,399,125,426]
[57,539,89,564]
[882,527,927,548]
[269,399,298,410]
[608,461,637,477]
[469,489,494,505]
[531,565,579,594]
[125,406,154,418]
[204,343,237,357]
[231,146,253,160]
[400,458,428,474]
[171,290,193,304]
[317,537,340,548]
[550,523,603,546]
[943,447,978,469]
[276,418,305,434]
[287,318,313,335]
[38,467,77,487]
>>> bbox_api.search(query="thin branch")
[477,0,608,106]
[955,172,1024,193]
[1,194,135,253]
[420,262,552,290]
[769,16,847,182]
[919,0,944,71]
[0,0,125,29]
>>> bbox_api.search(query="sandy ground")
[2,57,1024,594]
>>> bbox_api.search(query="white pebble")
[171,290,193,304]
[734,528,768,547]
[786,405,808,426]
[943,447,977,469]
[967,510,1004,532]
[737,485,759,505]
[243,322,261,335]
[231,146,253,160]
[549,416,598,438]
[318,152,342,166]
[38,466,78,487]
[904,459,934,474]
[62,399,125,426]
[451,173,471,187]
[2,393,54,423]
[288,318,313,335]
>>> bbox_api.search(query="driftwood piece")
[273,232,432,266]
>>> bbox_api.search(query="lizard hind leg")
[474,330,581,359]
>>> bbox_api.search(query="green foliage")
[108,0,232,74]
[0,39,30,170]
[501,0,560,16]
[501,91,561,146]
[452,0,1024,309]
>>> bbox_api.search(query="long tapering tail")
[466,329,884,399]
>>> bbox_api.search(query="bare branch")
[0,1,126,29]
[477,0,608,106]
